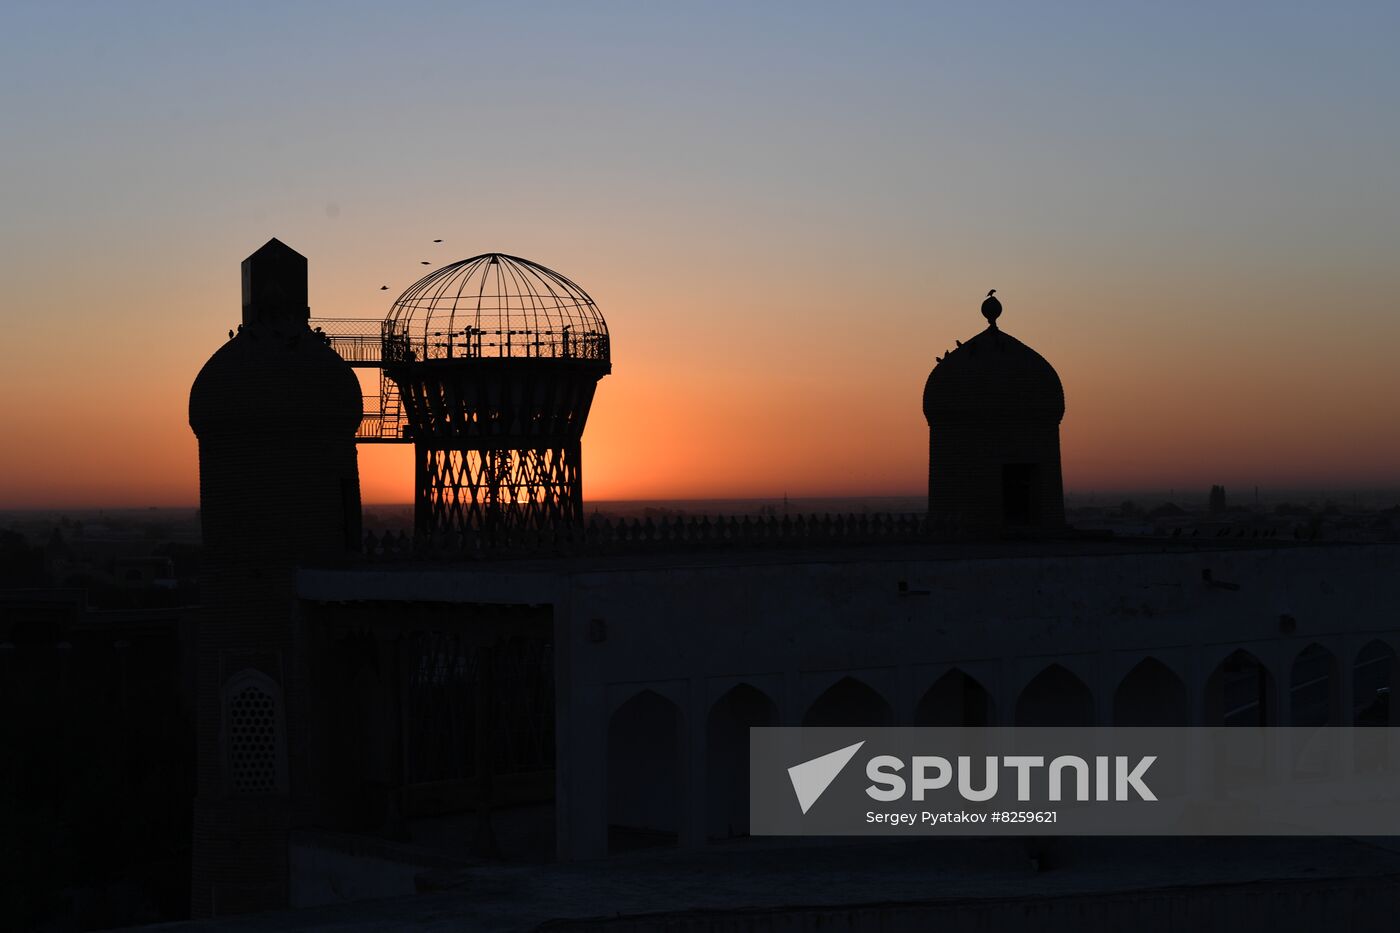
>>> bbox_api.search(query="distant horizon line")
[5,486,1400,514]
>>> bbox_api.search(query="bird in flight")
[433,238,443,243]
[421,261,431,265]
[380,285,389,290]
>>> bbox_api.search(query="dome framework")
[384,254,609,364]
[382,254,612,555]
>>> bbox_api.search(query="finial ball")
[981,289,1002,326]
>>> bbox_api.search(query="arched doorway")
[607,690,681,853]
[1290,643,1341,776]
[1354,640,1396,726]
[1015,664,1094,727]
[1290,643,1339,727]
[1204,650,1275,726]
[706,684,778,840]
[803,677,893,727]
[1354,640,1397,771]
[914,668,993,726]
[1113,658,1188,726]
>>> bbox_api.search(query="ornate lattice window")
[223,670,287,796]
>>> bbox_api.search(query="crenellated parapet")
[361,511,974,560]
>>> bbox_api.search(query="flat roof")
[141,835,1400,931]
[298,537,1382,604]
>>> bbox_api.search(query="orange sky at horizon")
[5,236,1400,511]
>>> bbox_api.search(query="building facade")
[188,246,1398,918]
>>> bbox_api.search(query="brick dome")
[189,328,363,437]
[922,324,1064,422]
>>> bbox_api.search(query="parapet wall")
[362,512,1013,560]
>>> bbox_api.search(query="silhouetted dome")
[923,313,1064,422]
[384,254,609,364]
[190,328,362,437]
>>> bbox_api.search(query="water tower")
[382,254,611,553]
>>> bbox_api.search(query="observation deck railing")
[311,318,387,366]
[382,323,609,363]
[310,318,409,443]
[313,315,611,441]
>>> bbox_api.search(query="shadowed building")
[923,291,1065,535]
[180,245,1400,928]
[188,239,363,915]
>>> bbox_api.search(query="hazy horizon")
[6,485,1399,518]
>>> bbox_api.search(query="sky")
[2,1,1398,507]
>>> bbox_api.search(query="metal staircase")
[311,318,409,443]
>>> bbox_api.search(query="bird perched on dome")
[981,289,1002,327]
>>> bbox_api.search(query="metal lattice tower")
[382,254,611,553]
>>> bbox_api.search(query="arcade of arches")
[604,640,1397,852]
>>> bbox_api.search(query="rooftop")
[135,835,1400,932]
[300,532,1372,606]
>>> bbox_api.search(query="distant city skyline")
[4,2,1399,508]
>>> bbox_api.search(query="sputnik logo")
[787,741,865,814]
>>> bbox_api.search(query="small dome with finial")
[923,290,1063,421]
[981,289,1002,327]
